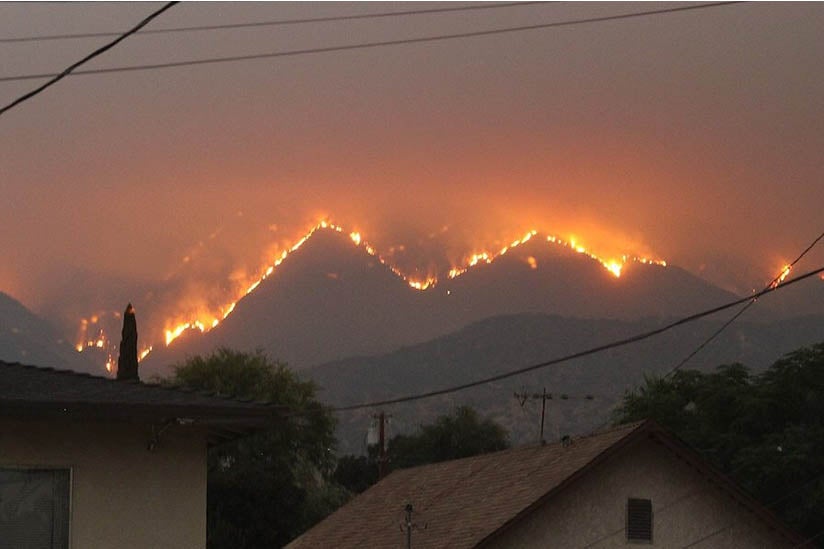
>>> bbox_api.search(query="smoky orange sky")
[1,2,823,345]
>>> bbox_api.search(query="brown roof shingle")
[290,420,804,548]
[288,422,645,549]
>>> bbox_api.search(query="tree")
[388,406,510,469]
[614,342,824,543]
[171,348,347,548]
[334,406,509,493]
[332,454,378,495]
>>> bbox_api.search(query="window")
[0,468,70,549]
[626,497,653,543]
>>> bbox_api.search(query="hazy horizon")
[2,2,823,355]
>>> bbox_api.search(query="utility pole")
[514,389,594,444]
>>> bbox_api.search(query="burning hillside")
[74,220,671,374]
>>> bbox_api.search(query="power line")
[0,2,178,117]
[664,229,824,377]
[0,2,739,84]
[584,234,824,548]
[0,2,550,44]
[330,265,824,413]
[514,388,597,443]
[587,231,824,436]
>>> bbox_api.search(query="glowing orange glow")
[138,347,153,362]
[770,264,792,288]
[76,220,670,364]
[408,277,437,290]
[446,231,665,283]
[165,323,193,345]
[151,221,671,352]
[605,262,623,277]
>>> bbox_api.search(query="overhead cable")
[0,2,549,43]
[0,2,178,117]
[665,229,824,377]
[331,265,824,412]
[0,2,739,83]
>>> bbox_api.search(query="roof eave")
[476,420,806,548]
[0,400,287,428]
[476,420,651,548]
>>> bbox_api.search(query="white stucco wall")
[0,417,207,549]
[487,437,794,548]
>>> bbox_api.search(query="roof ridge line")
[0,359,279,409]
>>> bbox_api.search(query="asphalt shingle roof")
[0,360,286,444]
[288,422,646,549]
[289,420,804,549]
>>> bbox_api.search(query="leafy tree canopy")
[388,405,510,469]
[335,406,509,493]
[171,348,346,548]
[614,342,824,542]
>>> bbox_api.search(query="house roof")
[288,420,803,549]
[0,360,287,445]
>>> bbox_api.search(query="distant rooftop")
[288,420,802,548]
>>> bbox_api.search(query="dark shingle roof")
[289,422,644,549]
[0,360,286,445]
[288,420,803,548]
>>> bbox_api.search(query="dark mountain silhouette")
[437,237,737,320]
[757,271,824,319]
[304,312,824,453]
[142,229,439,378]
[142,227,747,378]
[0,292,102,374]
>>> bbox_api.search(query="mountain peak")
[141,225,738,378]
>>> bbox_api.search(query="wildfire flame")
[447,231,664,280]
[76,219,668,366]
[770,264,792,288]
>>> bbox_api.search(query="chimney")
[116,303,139,381]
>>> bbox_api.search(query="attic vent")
[626,498,653,543]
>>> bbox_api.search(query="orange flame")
[770,264,792,288]
[138,347,152,362]
[446,231,665,282]
[77,220,669,364]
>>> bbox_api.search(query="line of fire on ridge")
[75,219,670,365]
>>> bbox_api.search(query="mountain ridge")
[0,291,102,374]
[141,227,743,377]
[303,311,824,453]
